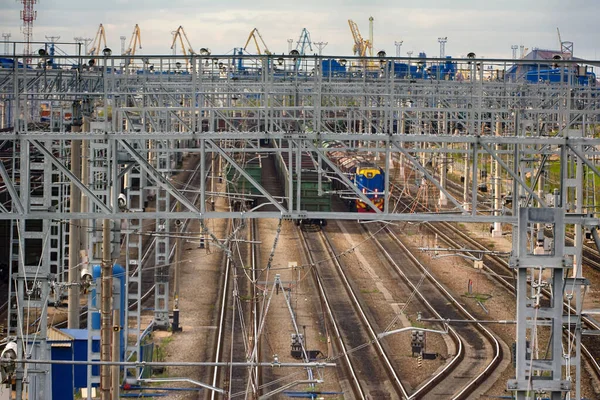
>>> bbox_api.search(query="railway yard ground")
[148,177,600,399]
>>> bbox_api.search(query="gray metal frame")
[1,53,599,399]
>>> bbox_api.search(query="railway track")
[444,172,600,273]
[424,220,600,388]
[299,225,409,399]
[362,222,502,398]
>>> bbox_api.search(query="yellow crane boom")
[87,23,107,57]
[348,19,371,57]
[171,25,195,57]
[243,28,271,55]
[171,25,196,68]
[124,24,142,56]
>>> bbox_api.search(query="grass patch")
[360,288,380,294]
[411,321,426,329]
[464,293,492,303]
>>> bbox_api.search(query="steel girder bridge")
[1,53,600,399]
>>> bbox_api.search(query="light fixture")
[200,48,210,56]
[377,50,386,58]
[338,59,347,67]
[277,57,284,65]
[102,47,112,57]
[176,62,182,69]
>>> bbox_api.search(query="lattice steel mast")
[18,0,37,63]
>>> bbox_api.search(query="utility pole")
[100,219,113,400]
[438,37,447,59]
[112,310,120,398]
[172,202,183,332]
[45,35,60,43]
[2,33,11,55]
[287,38,293,53]
[174,202,181,303]
[407,50,413,58]
[74,36,93,54]
[313,41,328,56]
[67,133,82,329]
[394,40,403,57]
[120,36,126,55]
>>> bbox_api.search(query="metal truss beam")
[308,141,381,213]
[118,139,201,214]
[29,139,113,214]
[2,53,600,400]
[390,140,466,212]
[480,142,546,207]
[0,154,23,213]
[206,139,286,212]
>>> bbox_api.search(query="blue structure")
[321,59,347,77]
[506,48,597,86]
[91,264,126,361]
[49,329,99,400]
[0,57,31,69]
[50,264,127,398]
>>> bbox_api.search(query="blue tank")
[90,264,126,361]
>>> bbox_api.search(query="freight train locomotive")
[324,141,386,213]
[266,140,385,227]
[352,163,385,212]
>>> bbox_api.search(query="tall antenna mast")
[19,0,37,63]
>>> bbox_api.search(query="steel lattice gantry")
[1,53,599,399]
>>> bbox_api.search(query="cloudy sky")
[1,0,599,59]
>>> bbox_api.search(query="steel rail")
[297,227,367,400]
[430,221,600,384]
[319,228,410,398]
[208,230,232,399]
[374,224,500,399]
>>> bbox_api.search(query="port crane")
[243,28,271,55]
[87,23,107,57]
[556,27,573,57]
[295,28,313,56]
[348,19,372,57]
[171,25,196,68]
[123,24,142,65]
